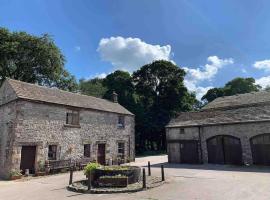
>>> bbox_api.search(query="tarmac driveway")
[1,155,270,200]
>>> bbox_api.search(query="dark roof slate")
[3,79,133,115]
[167,104,270,128]
[202,91,270,110]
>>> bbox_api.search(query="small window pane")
[118,142,125,155]
[84,144,91,158]
[48,145,57,160]
[118,116,125,128]
[66,111,80,125]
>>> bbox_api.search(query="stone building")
[166,91,270,166]
[0,79,135,178]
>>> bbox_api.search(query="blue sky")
[1,0,270,98]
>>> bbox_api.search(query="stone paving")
[1,155,270,200]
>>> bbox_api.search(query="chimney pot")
[112,91,118,103]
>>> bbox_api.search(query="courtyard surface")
[1,155,270,200]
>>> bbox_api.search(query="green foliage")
[78,60,197,152]
[202,77,261,103]
[0,27,78,91]
[38,160,45,172]
[133,60,197,152]
[79,78,107,98]
[9,169,22,177]
[83,162,101,175]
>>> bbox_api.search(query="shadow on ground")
[145,162,270,173]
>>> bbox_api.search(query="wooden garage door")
[251,134,270,165]
[167,142,181,163]
[207,135,242,165]
[180,140,199,164]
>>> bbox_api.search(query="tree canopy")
[133,60,197,151]
[79,61,197,152]
[79,78,107,98]
[202,77,261,102]
[0,28,77,91]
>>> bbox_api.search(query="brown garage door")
[20,146,36,174]
[207,135,242,165]
[251,134,270,165]
[180,140,199,164]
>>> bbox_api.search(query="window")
[66,110,80,125]
[84,144,91,158]
[180,129,185,134]
[48,145,57,160]
[118,142,125,158]
[118,116,125,128]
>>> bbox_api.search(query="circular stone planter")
[94,166,141,184]
[67,176,164,194]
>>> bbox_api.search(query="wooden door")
[207,136,224,164]
[167,142,181,163]
[251,134,270,165]
[20,146,36,174]
[207,135,242,165]
[97,144,106,165]
[180,140,199,164]
[223,136,242,165]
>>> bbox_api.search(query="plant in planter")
[83,162,101,184]
[9,169,22,180]
[35,161,46,176]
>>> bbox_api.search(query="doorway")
[207,135,242,165]
[20,146,36,174]
[97,143,106,165]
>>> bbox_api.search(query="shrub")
[9,169,22,177]
[83,162,101,175]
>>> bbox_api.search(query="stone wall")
[0,100,135,178]
[166,121,270,165]
[0,101,18,178]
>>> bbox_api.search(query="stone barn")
[0,79,135,178]
[166,91,270,165]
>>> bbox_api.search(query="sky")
[1,0,270,99]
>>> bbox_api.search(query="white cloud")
[183,56,234,100]
[241,68,247,73]
[254,60,270,71]
[183,56,234,81]
[184,79,213,100]
[96,73,107,79]
[97,36,172,71]
[256,76,270,89]
[75,46,81,52]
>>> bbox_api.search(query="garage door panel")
[251,134,270,165]
[168,143,181,163]
[180,141,199,164]
[207,135,242,165]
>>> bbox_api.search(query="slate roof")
[202,91,270,110]
[2,79,133,115]
[167,91,270,128]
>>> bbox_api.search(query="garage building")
[166,91,270,165]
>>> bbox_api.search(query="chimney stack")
[112,91,118,103]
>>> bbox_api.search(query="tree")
[202,77,261,102]
[79,78,107,98]
[0,28,77,91]
[103,70,136,110]
[133,60,197,151]
[201,88,225,103]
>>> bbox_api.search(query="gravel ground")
[1,155,270,200]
